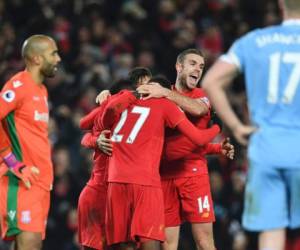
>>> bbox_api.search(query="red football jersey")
[80,91,136,188]
[108,98,186,187]
[160,87,212,179]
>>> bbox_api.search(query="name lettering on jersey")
[34,110,49,123]
[12,80,23,88]
[21,210,31,224]
[2,90,15,102]
[256,33,300,47]
[8,210,16,221]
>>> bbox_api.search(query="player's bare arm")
[137,82,208,116]
[202,60,256,145]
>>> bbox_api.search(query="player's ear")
[175,62,183,73]
[32,54,42,66]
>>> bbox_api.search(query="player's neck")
[283,9,300,20]
[25,67,44,85]
[175,80,189,93]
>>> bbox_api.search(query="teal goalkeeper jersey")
[221,20,300,168]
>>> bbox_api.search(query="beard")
[41,61,57,78]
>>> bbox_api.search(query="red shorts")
[78,184,107,250]
[0,174,50,239]
[162,175,215,227]
[106,183,165,245]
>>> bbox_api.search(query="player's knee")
[194,232,215,250]
[161,240,178,250]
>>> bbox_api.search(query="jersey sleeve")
[163,136,222,161]
[162,99,186,128]
[176,119,220,146]
[79,106,103,130]
[0,81,27,120]
[219,33,253,72]
[101,90,136,129]
[0,123,12,159]
[203,143,222,155]
[81,132,98,149]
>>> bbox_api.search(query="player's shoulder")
[238,24,281,44]
[138,97,175,109]
[4,71,30,90]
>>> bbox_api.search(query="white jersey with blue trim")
[222,20,300,168]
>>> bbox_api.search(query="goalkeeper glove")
[3,152,39,189]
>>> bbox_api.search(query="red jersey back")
[0,71,52,190]
[108,98,185,187]
[160,87,212,179]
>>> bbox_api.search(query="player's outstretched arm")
[137,83,208,116]
[176,119,220,146]
[202,60,256,145]
[79,106,103,130]
[205,138,234,159]
[81,132,99,149]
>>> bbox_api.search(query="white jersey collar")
[282,19,300,26]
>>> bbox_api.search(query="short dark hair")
[149,75,171,89]
[110,67,152,94]
[176,49,204,64]
[128,67,152,85]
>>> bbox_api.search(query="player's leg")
[191,223,215,250]
[140,239,160,250]
[78,185,107,250]
[258,229,285,250]
[283,169,300,250]
[242,161,289,250]
[178,175,216,250]
[162,226,180,250]
[17,181,50,250]
[15,232,42,250]
[110,242,136,250]
[161,179,181,250]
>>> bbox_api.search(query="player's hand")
[0,163,8,179]
[220,137,234,159]
[10,164,40,189]
[136,82,170,100]
[96,130,113,156]
[96,90,111,105]
[232,124,257,146]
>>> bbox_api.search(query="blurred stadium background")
[0,0,285,249]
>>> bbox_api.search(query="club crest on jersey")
[200,97,210,107]
[12,80,23,88]
[2,90,15,102]
[21,210,31,224]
